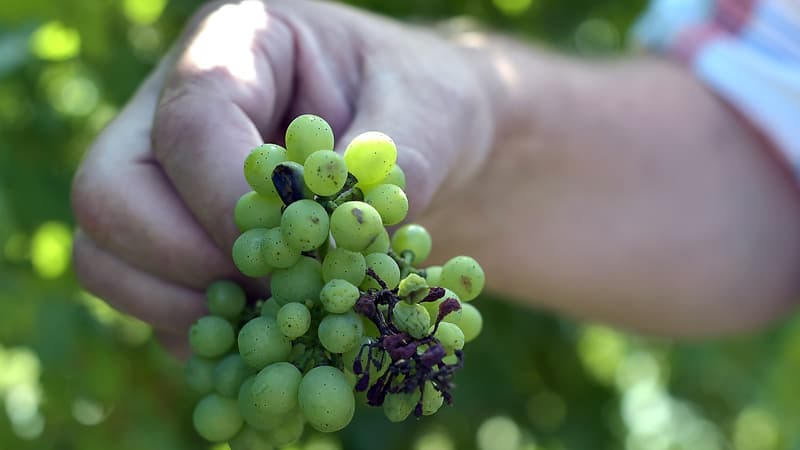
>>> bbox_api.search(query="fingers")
[72,230,207,334]
[337,48,493,219]
[72,64,239,290]
[151,0,296,251]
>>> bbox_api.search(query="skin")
[71,0,800,355]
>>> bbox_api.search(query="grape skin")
[237,316,292,369]
[330,201,384,252]
[343,131,397,185]
[285,114,335,164]
[322,247,366,286]
[364,183,408,226]
[280,199,330,252]
[270,256,324,305]
[276,302,311,339]
[391,224,432,266]
[193,393,244,442]
[360,253,401,291]
[298,366,355,432]
[440,255,485,301]
[234,191,283,232]
[303,150,348,196]
[232,228,273,278]
[250,362,302,416]
[189,316,235,358]
[319,279,360,314]
[244,144,287,197]
[206,280,246,320]
[318,312,364,354]
[214,354,253,398]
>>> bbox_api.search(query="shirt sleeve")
[634,0,800,177]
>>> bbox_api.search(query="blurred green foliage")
[1,0,798,449]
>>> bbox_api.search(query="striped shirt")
[635,0,800,178]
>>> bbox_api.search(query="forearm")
[422,41,800,336]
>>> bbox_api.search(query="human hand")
[71,0,498,355]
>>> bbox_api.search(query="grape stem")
[388,249,425,280]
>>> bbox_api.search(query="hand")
[71,0,498,355]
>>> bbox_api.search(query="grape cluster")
[185,114,486,447]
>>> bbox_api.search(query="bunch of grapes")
[185,114,486,448]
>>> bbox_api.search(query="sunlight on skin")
[183,1,270,84]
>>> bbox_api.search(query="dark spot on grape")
[311,216,319,224]
[460,275,472,292]
[352,208,364,224]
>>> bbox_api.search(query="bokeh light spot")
[30,221,72,279]
[477,415,522,450]
[578,325,626,385]
[414,430,455,450]
[72,396,107,426]
[304,435,342,450]
[123,0,167,25]
[30,21,80,61]
[526,390,566,431]
[492,0,534,16]
[734,407,779,450]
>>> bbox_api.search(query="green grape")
[454,302,483,342]
[343,131,397,185]
[234,191,283,232]
[303,150,348,196]
[185,356,217,394]
[214,354,253,397]
[362,315,380,338]
[189,316,235,358]
[276,302,311,339]
[440,255,485,301]
[382,164,406,189]
[250,362,302,416]
[237,316,292,369]
[270,256,324,304]
[397,273,428,298]
[424,265,442,286]
[422,381,443,416]
[280,199,329,252]
[423,288,462,323]
[318,312,363,353]
[298,366,355,432]
[260,227,301,269]
[232,228,273,277]
[319,279,359,314]
[360,253,401,291]
[361,228,390,255]
[442,354,459,365]
[266,410,304,447]
[239,377,283,432]
[391,224,432,266]
[359,164,406,195]
[206,280,246,320]
[329,201,384,252]
[383,391,420,423]
[193,394,243,442]
[285,114,334,164]
[244,144,287,197]
[228,426,272,450]
[364,183,408,226]
[392,301,431,339]
[434,322,465,354]
[260,298,281,317]
[322,247,366,286]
